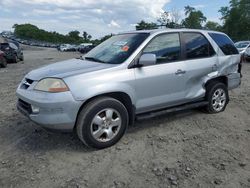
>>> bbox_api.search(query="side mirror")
[138,53,156,67]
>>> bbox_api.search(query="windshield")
[0,43,9,51]
[85,33,149,64]
[235,42,250,48]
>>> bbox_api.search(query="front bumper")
[16,86,83,131]
[245,54,250,60]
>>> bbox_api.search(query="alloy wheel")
[90,108,122,142]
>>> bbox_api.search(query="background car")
[59,44,76,52]
[0,42,23,63]
[235,41,250,54]
[78,45,95,54]
[244,47,250,62]
[0,50,7,68]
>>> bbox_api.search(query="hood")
[26,58,114,81]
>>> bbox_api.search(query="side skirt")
[136,101,208,121]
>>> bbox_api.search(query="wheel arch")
[204,76,228,89]
[74,92,135,131]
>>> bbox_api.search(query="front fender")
[64,66,136,104]
[71,82,136,104]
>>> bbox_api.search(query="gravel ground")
[0,46,250,188]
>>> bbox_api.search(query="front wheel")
[76,97,129,149]
[204,82,229,113]
[13,54,18,63]
[20,55,24,61]
[0,58,7,68]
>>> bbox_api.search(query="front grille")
[21,78,34,89]
[17,99,32,115]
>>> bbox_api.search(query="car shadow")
[128,109,201,134]
[11,109,201,153]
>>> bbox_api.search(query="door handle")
[175,69,186,75]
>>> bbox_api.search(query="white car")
[244,47,250,61]
[235,41,250,54]
[59,44,74,52]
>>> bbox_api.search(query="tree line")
[13,23,96,44]
[136,0,249,41]
[13,23,113,45]
[12,0,249,44]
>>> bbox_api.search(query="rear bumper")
[16,87,83,131]
[227,73,241,90]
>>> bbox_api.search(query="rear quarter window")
[209,33,239,55]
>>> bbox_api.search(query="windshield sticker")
[121,45,129,52]
[113,41,128,46]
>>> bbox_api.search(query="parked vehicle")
[245,47,250,62]
[79,43,93,48]
[235,41,250,54]
[59,44,76,52]
[0,42,23,63]
[78,45,95,54]
[16,29,241,149]
[0,50,7,68]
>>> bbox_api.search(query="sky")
[0,0,229,39]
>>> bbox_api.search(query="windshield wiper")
[84,56,106,64]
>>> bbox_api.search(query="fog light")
[31,105,40,114]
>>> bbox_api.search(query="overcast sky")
[0,0,229,39]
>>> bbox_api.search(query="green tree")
[158,11,171,27]
[204,21,221,31]
[13,24,84,44]
[68,30,80,41]
[83,31,92,42]
[158,11,182,28]
[219,0,250,41]
[182,6,207,29]
[87,34,92,40]
[135,20,158,30]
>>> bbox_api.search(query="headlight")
[34,78,69,92]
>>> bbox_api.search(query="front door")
[134,32,188,113]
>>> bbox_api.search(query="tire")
[0,58,7,68]
[13,54,18,63]
[20,55,24,61]
[204,82,229,113]
[76,97,129,149]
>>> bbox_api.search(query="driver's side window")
[143,33,181,64]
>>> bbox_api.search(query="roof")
[235,41,250,43]
[119,28,224,35]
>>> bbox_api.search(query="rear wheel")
[204,82,229,113]
[76,97,129,149]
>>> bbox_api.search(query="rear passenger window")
[209,33,239,55]
[143,33,181,64]
[183,32,215,59]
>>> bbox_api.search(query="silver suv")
[16,29,241,149]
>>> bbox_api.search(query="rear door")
[181,32,218,100]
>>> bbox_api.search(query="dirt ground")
[0,46,250,188]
